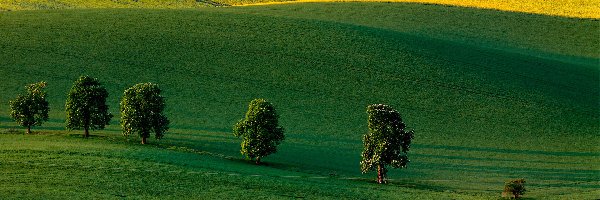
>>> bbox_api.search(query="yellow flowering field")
[239,0,600,19]
[0,0,209,11]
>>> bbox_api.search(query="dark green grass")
[223,3,600,62]
[0,3,598,199]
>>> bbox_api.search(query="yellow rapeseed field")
[0,0,208,10]
[239,0,600,19]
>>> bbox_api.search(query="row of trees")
[7,76,414,183]
[7,79,528,195]
[231,100,415,184]
[9,76,169,144]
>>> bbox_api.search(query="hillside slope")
[2,0,598,19]
[237,0,600,19]
[223,3,599,62]
[0,4,598,199]
[5,131,511,199]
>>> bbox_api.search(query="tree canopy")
[360,104,414,184]
[120,83,169,144]
[233,99,284,164]
[65,76,112,137]
[9,82,50,134]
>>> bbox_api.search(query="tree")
[120,83,169,144]
[503,178,526,199]
[9,82,50,134]
[233,99,284,165]
[65,76,113,138]
[360,104,414,184]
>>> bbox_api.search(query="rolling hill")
[2,0,599,19]
[0,2,598,199]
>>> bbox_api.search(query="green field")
[0,2,598,199]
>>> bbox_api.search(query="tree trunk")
[84,126,89,138]
[26,126,31,134]
[141,136,147,144]
[377,164,384,184]
[256,157,261,165]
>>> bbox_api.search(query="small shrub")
[503,178,526,199]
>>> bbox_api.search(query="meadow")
[2,0,599,19]
[236,0,600,19]
[0,2,598,199]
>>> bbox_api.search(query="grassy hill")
[224,3,599,63]
[236,0,600,19]
[2,0,599,19]
[0,2,598,199]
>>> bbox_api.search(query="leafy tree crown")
[233,99,284,160]
[120,82,169,140]
[360,104,414,173]
[65,76,112,132]
[9,82,49,130]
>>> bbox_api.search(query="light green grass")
[1,132,488,199]
[0,3,598,199]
